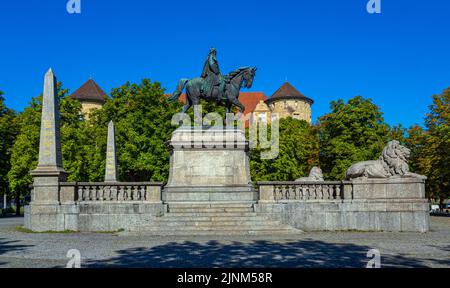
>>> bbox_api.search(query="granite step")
[152,220,282,227]
[167,202,256,208]
[127,227,301,236]
[168,207,255,213]
[167,212,259,217]
[159,215,271,221]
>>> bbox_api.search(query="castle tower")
[71,79,108,118]
[265,82,314,123]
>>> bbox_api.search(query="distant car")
[431,205,440,212]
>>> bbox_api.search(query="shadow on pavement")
[87,239,432,268]
[0,238,33,267]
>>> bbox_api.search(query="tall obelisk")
[31,68,67,205]
[104,121,118,182]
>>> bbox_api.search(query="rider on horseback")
[201,48,226,103]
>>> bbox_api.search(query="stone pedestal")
[163,127,256,202]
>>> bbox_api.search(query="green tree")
[87,79,182,182]
[250,117,320,181]
[389,124,406,143]
[318,96,390,180]
[404,125,432,194]
[7,95,40,215]
[0,91,18,208]
[423,88,450,205]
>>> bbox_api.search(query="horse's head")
[243,67,257,88]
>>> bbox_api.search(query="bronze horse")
[168,66,257,114]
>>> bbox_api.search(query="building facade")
[265,82,313,124]
[71,79,108,118]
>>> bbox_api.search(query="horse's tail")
[168,79,189,102]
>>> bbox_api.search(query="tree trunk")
[15,189,21,216]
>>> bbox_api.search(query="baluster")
[95,186,100,201]
[86,186,92,201]
[98,186,103,201]
[83,186,89,201]
[131,186,139,201]
[137,186,142,200]
[317,185,323,200]
[274,186,279,201]
[335,185,341,200]
[309,185,317,200]
[322,185,330,200]
[117,186,124,201]
[77,186,83,201]
[83,186,88,201]
[141,185,145,200]
[91,186,95,201]
[122,186,127,201]
[111,186,118,201]
[130,186,135,201]
[126,186,132,201]
[91,185,95,201]
[104,186,111,201]
[295,185,300,200]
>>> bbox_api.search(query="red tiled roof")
[239,92,267,115]
[71,79,108,103]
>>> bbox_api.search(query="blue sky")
[0,0,449,127]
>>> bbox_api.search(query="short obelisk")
[31,68,67,204]
[104,121,118,182]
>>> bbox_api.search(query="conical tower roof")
[266,82,313,104]
[71,79,108,104]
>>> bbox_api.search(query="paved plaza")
[0,216,448,268]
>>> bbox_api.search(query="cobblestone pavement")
[0,217,448,268]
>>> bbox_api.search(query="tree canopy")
[86,79,182,182]
[317,96,391,180]
[0,91,18,198]
[250,117,319,181]
[422,88,450,202]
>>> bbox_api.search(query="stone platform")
[163,127,256,203]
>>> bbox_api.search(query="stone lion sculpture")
[345,140,426,180]
[296,167,324,181]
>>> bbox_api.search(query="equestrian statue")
[168,48,257,114]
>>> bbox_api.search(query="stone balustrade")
[58,182,163,203]
[257,181,352,202]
